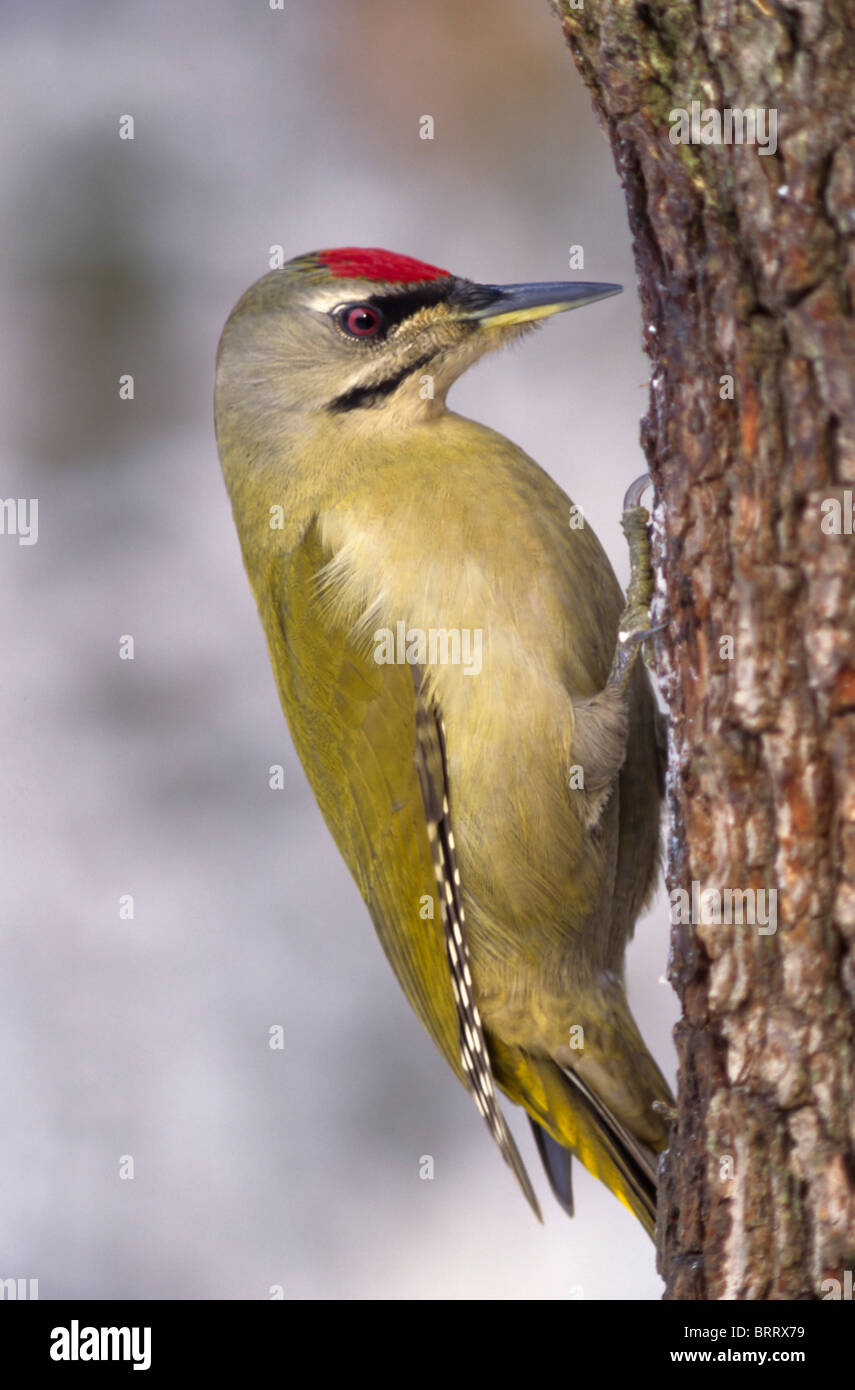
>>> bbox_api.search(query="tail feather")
[529,1118,574,1218]
[560,1064,659,1237]
[489,1037,665,1237]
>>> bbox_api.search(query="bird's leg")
[607,474,663,694]
[569,475,663,826]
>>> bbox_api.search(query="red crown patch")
[317,247,451,283]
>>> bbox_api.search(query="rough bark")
[549,0,855,1298]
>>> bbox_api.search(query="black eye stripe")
[332,281,454,339]
[366,282,453,327]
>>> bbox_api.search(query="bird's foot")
[608,475,662,692]
[652,1097,678,1125]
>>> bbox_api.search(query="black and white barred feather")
[412,676,541,1219]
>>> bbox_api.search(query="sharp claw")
[618,622,666,646]
[623,472,652,512]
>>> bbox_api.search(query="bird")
[214,246,673,1236]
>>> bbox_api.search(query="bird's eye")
[338,304,383,338]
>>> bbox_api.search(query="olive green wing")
[259,522,463,1081]
[260,521,539,1213]
[608,662,665,953]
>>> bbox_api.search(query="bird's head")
[215,246,621,437]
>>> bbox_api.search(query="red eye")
[339,304,382,337]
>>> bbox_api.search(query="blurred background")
[0,0,677,1299]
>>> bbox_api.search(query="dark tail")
[529,1118,574,1217]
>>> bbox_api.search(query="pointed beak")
[448,279,622,329]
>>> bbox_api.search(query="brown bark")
[549,0,855,1298]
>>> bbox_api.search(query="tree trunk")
[549,0,855,1299]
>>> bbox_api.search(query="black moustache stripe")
[329,350,438,412]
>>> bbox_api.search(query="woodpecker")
[215,247,672,1235]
